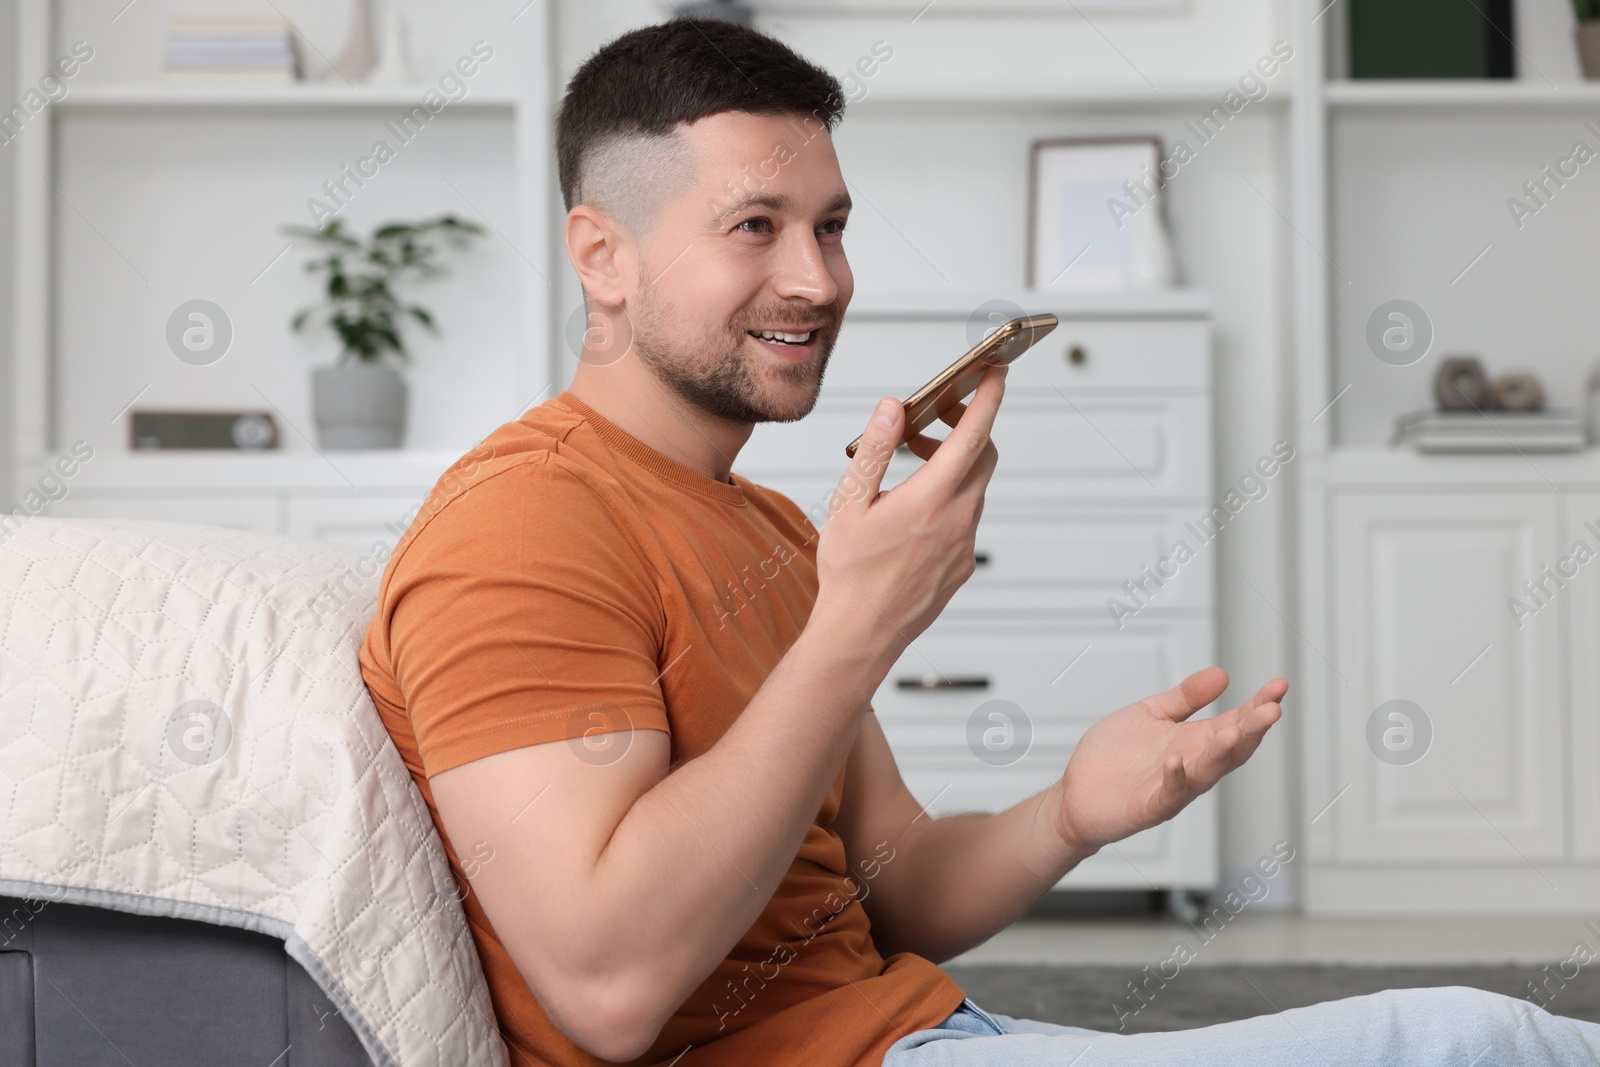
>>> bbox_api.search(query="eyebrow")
[725,190,853,218]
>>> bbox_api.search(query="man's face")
[627,110,853,425]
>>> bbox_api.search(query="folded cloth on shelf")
[0,516,508,1067]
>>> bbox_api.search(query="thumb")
[835,397,903,511]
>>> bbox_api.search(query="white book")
[1392,409,1588,452]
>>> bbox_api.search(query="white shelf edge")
[15,449,467,493]
[55,82,519,109]
[1326,79,1600,108]
[844,286,1213,318]
[851,81,1292,108]
[1321,444,1600,486]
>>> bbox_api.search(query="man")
[358,16,1600,1067]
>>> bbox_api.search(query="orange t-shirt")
[358,389,967,1067]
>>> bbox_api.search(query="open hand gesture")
[1052,668,1287,854]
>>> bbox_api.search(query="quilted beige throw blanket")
[0,516,508,1067]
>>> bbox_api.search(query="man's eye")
[735,218,848,236]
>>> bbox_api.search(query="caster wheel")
[1167,889,1207,924]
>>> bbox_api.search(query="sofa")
[0,516,508,1066]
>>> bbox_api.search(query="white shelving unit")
[10,0,555,552]
[1291,2,1600,914]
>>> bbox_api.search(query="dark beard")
[630,267,836,426]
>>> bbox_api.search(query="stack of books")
[163,19,300,83]
[1392,409,1589,453]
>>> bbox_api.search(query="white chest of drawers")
[742,287,1218,900]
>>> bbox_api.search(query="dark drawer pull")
[1067,344,1088,365]
[974,551,990,566]
[896,674,991,691]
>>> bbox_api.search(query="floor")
[941,962,1600,1033]
[946,911,1600,967]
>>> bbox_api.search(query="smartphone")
[844,313,1059,459]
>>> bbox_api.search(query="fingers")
[917,363,1007,492]
[1222,678,1288,744]
[903,427,1000,503]
[903,429,944,462]
[1146,666,1229,722]
[1186,692,1284,790]
[1155,680,1287,820]
[834,397,904,514]
[935,395,969,430]
[1159,753,1189,811]
[904,380,1002,505]
[1156,724,1236,817]
[902,374,996,463]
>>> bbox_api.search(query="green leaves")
[281,214,485,365]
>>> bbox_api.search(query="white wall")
[0,0,15,508]
[553,0,1301,908]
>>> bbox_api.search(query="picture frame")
[1026,135,1164,291]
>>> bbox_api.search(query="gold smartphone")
[845,313,1059,459]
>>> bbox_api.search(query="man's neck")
[567,364,751,485]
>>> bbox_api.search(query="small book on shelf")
[163,18,300,84]
[1391,409,1589,452]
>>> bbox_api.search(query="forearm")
[585,613,886,1025]
[867,778,1098,964]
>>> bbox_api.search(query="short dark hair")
[555,16,846,225]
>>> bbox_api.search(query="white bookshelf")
[1293,1,1600,915]
[9,0,555,523]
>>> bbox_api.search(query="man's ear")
[566,204,635,308]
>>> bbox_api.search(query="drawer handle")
[1066,344,1088,365]
[974,551,990,566]
[896,674,991,691]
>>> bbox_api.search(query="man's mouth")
[746,328,816,347]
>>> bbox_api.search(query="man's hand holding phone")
[810,362,1007,675]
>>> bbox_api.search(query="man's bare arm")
[431,620,884,1061]
[837,670,1286,966]
[835,713,1092,965]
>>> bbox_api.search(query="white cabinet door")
[1330,492,1564,862]
[1564,492,1600,858]
[872,616,1217,889]
[42,494,281,535]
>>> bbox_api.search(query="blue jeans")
[884,989,1600,1065]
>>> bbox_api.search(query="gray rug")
[943,964,1600,1035]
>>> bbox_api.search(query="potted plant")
[1578,0,1600,77]
[283,215,484,448]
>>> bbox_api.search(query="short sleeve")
[381,458,670,778]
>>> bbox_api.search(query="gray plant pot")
[311,362,408,449]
